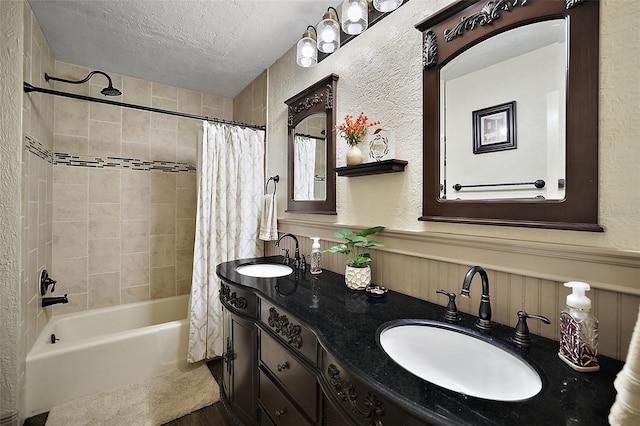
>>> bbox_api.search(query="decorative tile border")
[25,135,55,163]
[24,135,196,173]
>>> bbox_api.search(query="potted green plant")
[324,226,385,290]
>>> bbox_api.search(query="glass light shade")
[373,0,403,13]
[296,35,317,67]
[317,11,340,53]
[341,0,368,35]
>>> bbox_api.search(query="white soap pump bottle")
[558,281,600,372]
[310,237,322,274]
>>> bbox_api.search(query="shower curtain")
[293,135,316,200]
[188,122,265,362]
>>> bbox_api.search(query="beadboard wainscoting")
[266,219,640,361]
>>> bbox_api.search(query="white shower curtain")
[294,135,316,200]
[188,122,265,362]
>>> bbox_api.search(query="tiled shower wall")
[21,0,54,359]
[48,61,234,314]
[233,70,267,127]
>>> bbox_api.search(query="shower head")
[44,70,122,97]
[100,85,122,97]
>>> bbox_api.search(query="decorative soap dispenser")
[559,281,600,372]
[310,237,322,274]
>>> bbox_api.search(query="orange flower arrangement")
[336,112,380,147]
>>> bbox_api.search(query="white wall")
[267,0,640,251]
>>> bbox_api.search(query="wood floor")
[23,358,234,426]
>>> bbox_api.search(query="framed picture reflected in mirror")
[473,101,516,154]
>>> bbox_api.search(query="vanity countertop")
[217,256,624,425]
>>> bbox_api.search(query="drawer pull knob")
[275,408,287,418]
[277,362,290,372]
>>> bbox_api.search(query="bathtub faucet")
[42,294,68,307]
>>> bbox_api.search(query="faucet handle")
[436,290,459,323]
[511,311,551,349]
[282,248,290,265]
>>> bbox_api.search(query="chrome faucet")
[275,233,302,269]
[460,266,493,332]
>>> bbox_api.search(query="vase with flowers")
[336,112,380,166]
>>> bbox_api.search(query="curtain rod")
[23,82,266,131]
[294,132,325,140]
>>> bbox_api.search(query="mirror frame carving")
[284,74,338,214]
[416,0,603,231]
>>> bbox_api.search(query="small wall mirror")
[293,114,327,201]
[285,74,338,214]
[417,0,602,231]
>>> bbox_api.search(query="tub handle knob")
[40,269,57,295]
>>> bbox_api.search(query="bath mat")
[45,363,219,426]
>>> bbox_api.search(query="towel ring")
[265,175,279,195]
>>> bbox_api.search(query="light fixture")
[296,26,318,67]
[317,7,340,53]
[373,0,404,13]
[341,0,368,35]
[44,70,122,96]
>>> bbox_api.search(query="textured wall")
[267,0,640,251]
[1,0,24,420]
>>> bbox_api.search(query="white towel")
[259,193,277,241]
[610,304,640,425]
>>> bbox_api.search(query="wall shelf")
[335,159,408,177]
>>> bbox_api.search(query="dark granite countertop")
[217,256,623,425]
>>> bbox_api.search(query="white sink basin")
[377,321,542,401]
[235,263,293,278]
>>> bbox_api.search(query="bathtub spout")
[42,294,68,307]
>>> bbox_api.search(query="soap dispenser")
[559,281,600,372]
[310,237,322,274]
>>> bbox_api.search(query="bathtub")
[25,294,190,416]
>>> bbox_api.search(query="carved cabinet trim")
[327,364,386,426]
[267,307,303,349]
[220,283,248,310]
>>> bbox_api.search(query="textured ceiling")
[28,0,337,98]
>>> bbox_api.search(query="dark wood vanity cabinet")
[220,280,426,426]
[220,282,259,425]
[258,299,320,425]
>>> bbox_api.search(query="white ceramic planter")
[345,265,371,290]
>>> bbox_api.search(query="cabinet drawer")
[321,350,425,426]
[261,330,318,419]
[260,370,313,426]
[221,281,258,318]
[260,407,276,426]
[260,299,317,364]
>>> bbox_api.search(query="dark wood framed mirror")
[284,74,338,214]
[416,0,602,231]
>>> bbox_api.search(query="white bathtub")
[25,294,190,416]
